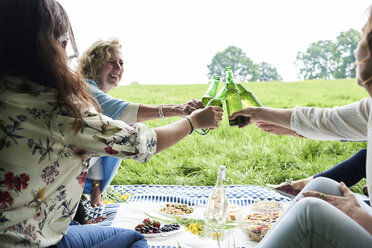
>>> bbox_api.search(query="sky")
[60,0,372,85]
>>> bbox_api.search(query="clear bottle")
[225,67,244,126]
[201,75,220,107]
[204,166,229,241]
[235,82,263,108]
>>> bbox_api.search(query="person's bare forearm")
[137,104,165,122]
[153,118,191,153]
[137,104,185,122]
[253,107,292,129]
[152,105,223,153]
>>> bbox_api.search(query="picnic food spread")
[159,203,194,215]
[134,218,180,235]
[227,205,240,221]
[243,211,282,241]
[237,201,289,242]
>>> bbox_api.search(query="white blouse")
[291,97,372,205]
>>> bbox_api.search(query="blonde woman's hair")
[77,38,122,88]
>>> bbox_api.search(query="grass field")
[109,79,369,194]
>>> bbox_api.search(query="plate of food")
[158,203,195,216]
[236,201,290,242]
[134,218,183,238]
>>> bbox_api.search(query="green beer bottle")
[195,84,228,135]
[201,75,220,107]
[235,83,263,108]
[206,82,228,108]
[225,67,244,126]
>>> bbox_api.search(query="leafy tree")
[295,29,360,80]
[258,62,283,81]
[295,40,340,80]
[207,46,259,82]
[333,29,360,79]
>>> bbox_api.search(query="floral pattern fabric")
[0,73,157,247]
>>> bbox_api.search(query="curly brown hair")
[77,38,122,88]
[0,0,100,130]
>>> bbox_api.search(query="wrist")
[183,116,194,134]
[158,104,180,118]
[158,104,166,119]
[348,206,370,226]
[250,107,262,123]
[169,104,182,117]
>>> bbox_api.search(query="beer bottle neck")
[203,79,219,97]
[236,83,247,93]
[226,72,235,84]
[215,86,227,100]
[225,70,238,89]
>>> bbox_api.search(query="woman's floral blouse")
[0,73,157,247]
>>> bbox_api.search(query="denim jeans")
[257,177,372,248]
[314,148,366,187]
[53,224,148,248]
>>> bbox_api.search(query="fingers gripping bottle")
[225,66,244,126]
[235,82,263,108]
[204,166,229,241]
[195,84,227,135]
[201,75,220,107]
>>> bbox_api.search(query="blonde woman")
[77,38,205,207]
[0,0,223,247]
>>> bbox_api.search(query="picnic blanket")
[85,184,369,248]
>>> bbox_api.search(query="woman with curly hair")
[0,0,223,247]
[77,38,205,207]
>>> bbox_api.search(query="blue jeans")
[314,148,366,187]
[257,177,372,248]
[54,224,148,248]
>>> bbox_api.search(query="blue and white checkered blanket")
[86,184,369,248]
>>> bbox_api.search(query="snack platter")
[143,226,183,238]
[159,203,194,216]
[237,201,289,242]
[243,211,282,241]
[134,217,182,238]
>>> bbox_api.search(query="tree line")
[208,29,361,82]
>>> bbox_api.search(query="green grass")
[109,79,368,194]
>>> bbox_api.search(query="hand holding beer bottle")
[196,66,263,134]
[188,106,224,131]
[196,83,227,135]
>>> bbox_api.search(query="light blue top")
[86,79,130,119]
[84,79,132,194]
